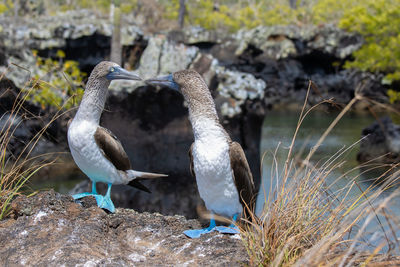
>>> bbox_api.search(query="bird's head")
[90,61,141,81]
[144,70,209,102]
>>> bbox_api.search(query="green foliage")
[163,0,351,30]
[0,0,13,14]
[339,0,400,85]
[387,89,400,104]
[121,0,137,14]
[78,0,110,11]
[258,4,299,26]
[311,0,352,24]
[0,4,8,14]
[163,0,179,21]
[28,50,86,110]
[46,0,138,14]
[164,0,317,30]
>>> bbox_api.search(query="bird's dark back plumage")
[229,141,256,220]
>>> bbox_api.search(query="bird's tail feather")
[128,180,152,193]
[125,170,168,194]
[127,170,168,180]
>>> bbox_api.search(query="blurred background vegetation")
[1,0,399,103]
[29,49,86,110]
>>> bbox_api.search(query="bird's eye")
[110,67,115,72]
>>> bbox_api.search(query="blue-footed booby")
[68,61,167,213]
[145,70,255,238]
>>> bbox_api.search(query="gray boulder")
[357,116,400,165]
[168,26,226,45]
[110,35,200,93]
[233,24,363,60]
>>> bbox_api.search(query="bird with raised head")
[145,70,255,238]
[68,61,167,213]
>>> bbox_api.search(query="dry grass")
[240,82,400,266]
[0,66,73,219]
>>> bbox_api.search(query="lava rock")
[357,116,400,165]
[0,190,248,266]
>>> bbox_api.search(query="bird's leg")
[97,183,115,213]
[72,181,115,213]
[183,214,217,239]
[72,181,101,200]
[91,181,97,194]
[215,213,240,234]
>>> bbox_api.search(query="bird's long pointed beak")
[106,66,141,81]
[145,74,180,92]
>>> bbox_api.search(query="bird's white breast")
[192,118,242,217]
[67,119,123,184]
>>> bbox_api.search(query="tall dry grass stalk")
[0,65,74,219]
[240,81,400,266]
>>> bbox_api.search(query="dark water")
[29,158,86,194]
[257,108,400,249]
[260,109,376,172]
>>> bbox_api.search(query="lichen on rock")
[216,66,266,118]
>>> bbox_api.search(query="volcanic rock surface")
[358,116,400,165]
[0,190,248,266]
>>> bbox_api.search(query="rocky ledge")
[0,190,247,266]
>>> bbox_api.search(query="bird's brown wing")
[188,143,196,178]
[94,126,152,193]
[229,142,256,219]
[94,126,131,171]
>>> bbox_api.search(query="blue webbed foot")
[215,213,240,235]
[215,225,240,234]
[72,193,115,212]
[96,183,115,213]
[72,192,101,200]
[184,227,216,238]
[72,182,116,213]
[184,218,216,238]
[96,194,115,213]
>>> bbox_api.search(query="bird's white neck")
[74,77,111,123]
[191,116,228,142]
[186,95,230,142]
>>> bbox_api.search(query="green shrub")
[121,0,137,14]
[63,0,138,14]
[387,89,400,104]
[0,3,8,14]
[339,0,400,85]
[28,50,86,110]
[78,0,110,12]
